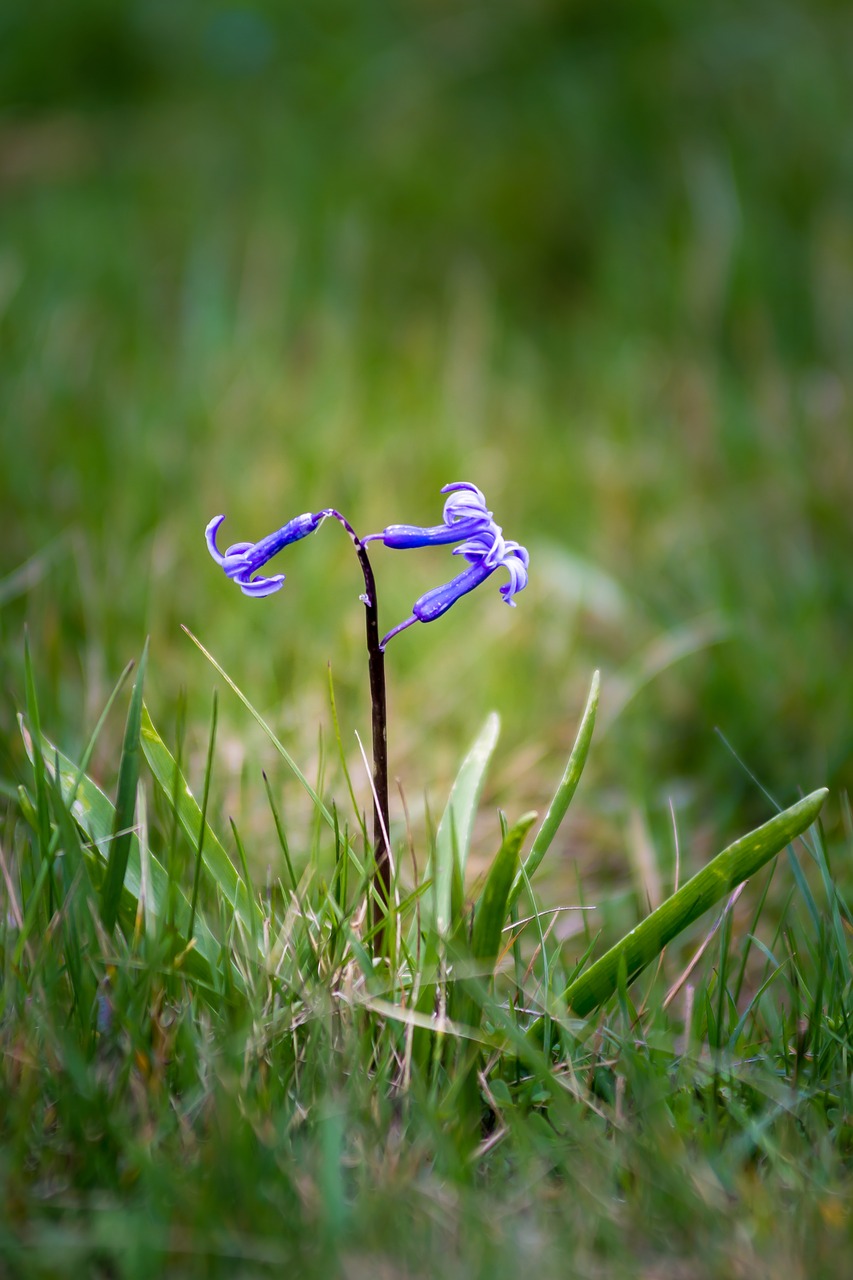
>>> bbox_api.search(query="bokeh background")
[2,0,852,898]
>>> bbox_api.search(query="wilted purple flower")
[365,482,530,648]
[206,510,327,597]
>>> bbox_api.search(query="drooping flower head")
[361,481,494,550]
[205,481,528,647]
[206,510,327,597]
[363,481,529,648]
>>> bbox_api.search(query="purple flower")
[365,482,530,648]
[206,510,327,597]
[361,482,494,550]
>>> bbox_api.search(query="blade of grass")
[101,639,148,933]
[182,625,337,830]
[23,631,51,863]
[189,691,218,941]
[327,663,368,846]
[431,712,500,937]
[509,670,599,911]
[229,818,258,958]
[20,724,229,987]
[262,771,300,899]
[451,811,537,1128]
[564,788,828,1017]
[471,812,538,968]
[140,704,260,942]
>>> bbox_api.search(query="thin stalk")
[326,511,391,932]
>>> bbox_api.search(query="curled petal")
[441,482,492,528]
[454,526,505,568]
[205,509,327,597]
[233,572,286,598]
[498,544,529,605]
[205,515,228,565]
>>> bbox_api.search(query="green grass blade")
[100,639,148,933]
[140,704,261,942]
[432,711,500,936]
[472,811,537,966]
[70,660,135,805]
[564,787,828,1017]
[327,663,368,845]
[23,631,51,861]
[509,670,599,911]
[229,818,259,957]
[181,625,336,830]
[21,726,226,984]
[189,691,218,940]
[262,770,300,899]
[451,813,537,1076]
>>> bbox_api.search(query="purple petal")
[411,558,494,624]
[441,481,492,529]
[205,515,227,565]
[237,574,286,598]
[363,518,492,549]
[498,553,529,604]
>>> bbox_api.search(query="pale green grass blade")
[69,660,135,802]
[23,631,51,862]
[327,663,367,843]
[101,639,148,932]
[21,726,225,984]
[564,787,829,1016]
[182,625,336,829]
[229,818,259,956]
[432,711,500,936]
[795,821,851,987]
[509,669,599,911]
[13,857,51,968]
[472,812,537,966]
[140,704,261,942]
[189,691,218,940]
[450,812,536,1117]
[262,770,300,899]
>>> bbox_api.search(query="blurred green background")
[2,0,852,890]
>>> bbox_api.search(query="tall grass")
[2,643,847,1275]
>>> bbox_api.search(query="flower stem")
[325,511,391,939]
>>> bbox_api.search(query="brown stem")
[325,511,390,938]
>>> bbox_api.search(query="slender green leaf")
[189,691,218,939]
[101,639,148,932]
[140,704,261,942]
[452,812,537,1059]
[472,811,537,966]
[565,787,829,1016]
[432,712,500,936]
[22,723,232,985]
[23,632,51,861]
[182,625,336,829]
[510,670,599,910]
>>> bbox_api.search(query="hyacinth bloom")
[361,481,495,550]
[364,482,530,648]
[205,510,327,597]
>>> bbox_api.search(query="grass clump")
[1,643,849,1278]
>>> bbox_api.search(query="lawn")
[2,4,852,1276]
